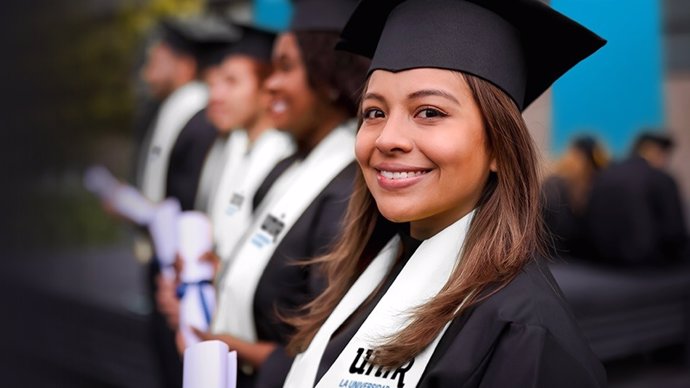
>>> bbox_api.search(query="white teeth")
[272,101,287,113]
[380,170,427,179]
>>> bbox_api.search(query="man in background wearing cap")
[135,16,238,388]
[586,131,688,265]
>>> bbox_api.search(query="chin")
[376,204,415,224]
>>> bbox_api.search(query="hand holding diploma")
[177,212,216,348]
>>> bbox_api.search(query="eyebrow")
[408,89,460,104]
[362,92,385,103]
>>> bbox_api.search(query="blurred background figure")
[137,16,232,212]
[135,15,238,388]
[542,135,608,259]
[585,131,688,266]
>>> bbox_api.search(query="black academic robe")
[147,108,216,388]
[165,108,219,211]
[313,238,606,388]
[585,156,688,265]
[541,175,588,258]
[241,156,358,388]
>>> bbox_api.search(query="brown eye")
[416,108,446,119]
[363,108,385,120]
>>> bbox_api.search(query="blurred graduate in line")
[542,136,608,259]
[197,23,295,259]
[192,0,370,386]
[154,22,295,351]
[280,0,607,387]
[137,17,226,211]
[134,16,238,388]
[586,131,688,265]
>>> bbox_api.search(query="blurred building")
[523,0,690,224]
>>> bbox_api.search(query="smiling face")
[356,68,496,239]
[206,55,265,134]
[264,32,321,140]
[141,42,181,100]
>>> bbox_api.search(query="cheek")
[355,130,375,167]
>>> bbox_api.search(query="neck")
[246,113,274,144]
[297,109,349,154]
[171,74,196,93]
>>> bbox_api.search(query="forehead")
[221,55,256,71]
[272,32,299,58]
[366,68,470,97]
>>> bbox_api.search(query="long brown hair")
[287,72,544,367]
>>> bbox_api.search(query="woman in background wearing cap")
[193,1,370,387]
[282,0,607,387]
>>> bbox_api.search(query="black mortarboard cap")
[290,0,359,32]
[221,23,277,63]
[336,0,606,110]
[160,15,241,68]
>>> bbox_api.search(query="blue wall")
[253,0,292,31]
[551,0,664,156]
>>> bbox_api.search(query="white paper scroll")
[149,198,182,279]
[83,165,157,225]
[178,212,214,283]
[83,165,120,200]
[183,340,237,388]
[178,212,216,347]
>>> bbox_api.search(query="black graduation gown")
[147,108,216,388]
[585,156,688,265]
[165,108,219,211]
[240,156,359,388]
[541,175,588,258]
[313,240,606,388]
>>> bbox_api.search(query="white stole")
[140,81,208,202]
[284,212,475,388]
[210,129,294,261]
[195,131,248,213]
[212,121,357,342]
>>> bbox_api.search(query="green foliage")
[24,0,205,250]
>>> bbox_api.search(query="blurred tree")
[3,0,205,251]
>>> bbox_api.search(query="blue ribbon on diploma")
[176,280,214,325]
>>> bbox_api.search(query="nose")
[208,80,223,103]
[264,71,281,95]
[374,114,413,154]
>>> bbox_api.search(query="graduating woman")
[195,0,370,386]
[283,0,607,387]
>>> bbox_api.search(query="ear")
[489,158,497,172]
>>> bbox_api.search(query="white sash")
[210,129,295,261]
[212,121,357,342]
[284,212,475,388]
[140,82,208,202]
[195,131,248,212]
